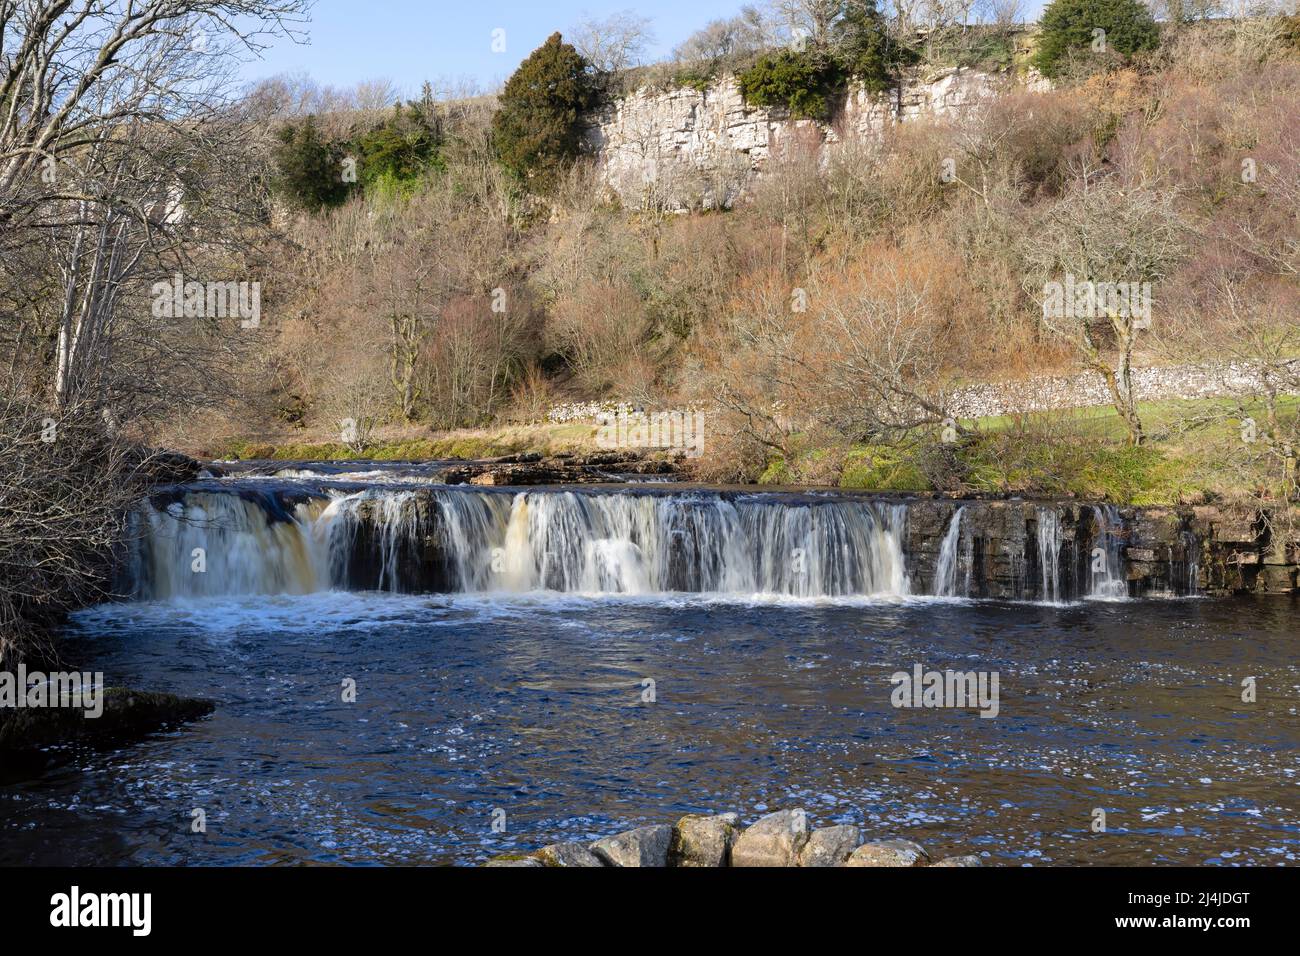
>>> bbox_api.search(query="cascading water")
[1087,504,1129,600]
[130,488,911,600]
[124,475,1197,605]
[362,490,419,592]
[1036,507,1063,604]
[129,491,333,599]
[933,507,965,597]
[1179,528,1201,595]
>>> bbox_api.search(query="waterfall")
[1036,507,1063,603]
[130,491,331,599]
[129,488,911,600]
[1179,527,1200,596]
[933,507,965,597]
[123,486,1185,604]
[1087,504,1128,600]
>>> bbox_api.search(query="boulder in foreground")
[590,825,674,867]
[670,813,741,867]
[479,809,979,868]
[843,839,931,868]
[731,809,810,867]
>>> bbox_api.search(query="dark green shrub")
[738,49,841,119]
[271,116,349,212]
[492,32,595,193]
[1033,0,1160,79]
[736,3,915,117]
[833,0,915,92]
[352,105,441,193]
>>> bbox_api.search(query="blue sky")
[239,0,763,95]
[240,1,1047,96]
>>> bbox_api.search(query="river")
[1,464,1295,866]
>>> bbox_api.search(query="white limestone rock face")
[585,78,781,212]
[586,68,1036,211]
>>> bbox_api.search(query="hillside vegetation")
[2,0,1298,662]
[4,3,1294,507]
[188,7,1299,512]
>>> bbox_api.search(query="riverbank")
[187,392,1298,508]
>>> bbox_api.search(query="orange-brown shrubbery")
[688,239,977,481]
[201,33,1299,476]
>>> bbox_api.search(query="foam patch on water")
[73,589,977,636]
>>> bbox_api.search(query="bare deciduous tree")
[0,1,309,661]
[569,9,656,73]
[673,5,770,63]
[771,0,849,44]
[1021,181,1186,446]
[814,260,955,438]
[1,0,310,417]
[351,77,399,112]
[977,0,1024,28]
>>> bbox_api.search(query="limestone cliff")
[584,67,1047,210]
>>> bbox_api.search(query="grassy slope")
[835,396,1299,504]
[205,397,1296,505]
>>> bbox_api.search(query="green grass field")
[831,396,1299,504]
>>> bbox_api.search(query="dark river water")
[1,592,1297,866]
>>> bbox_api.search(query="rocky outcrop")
[439,452,679,486]
[904,497,1300,599]
[585,67,1043,210]
[1191,504,1300,594]
[485,808,979,868]
[0,687,214,753]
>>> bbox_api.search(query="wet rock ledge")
[485,809,980,868]
[438,451,679,486]
[0,688,215,753]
